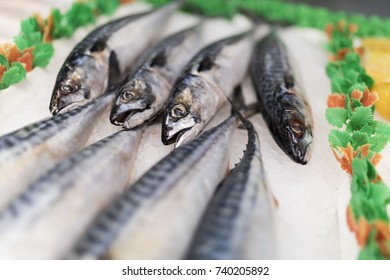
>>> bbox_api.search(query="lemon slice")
[363,38,390,121]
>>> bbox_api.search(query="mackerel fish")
[162,31,253,147]
[66,115,239,259]
[250,31,313,164]
[49,2,179,115]
[186,116,277,260]
[0,91,114,211]
[0,127,144,259]
[110,24,202,129]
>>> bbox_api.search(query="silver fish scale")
[0,100,96,162]
[131,25,197,75]
[181,31,251,77]
[0,131,119,226]
[66,117,236,259]
[252,33,291,114]
[68,12,150,61]
[187,120,271,260]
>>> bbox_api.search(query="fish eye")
[120,90,135,103]
[170,103,188,119]
[60,79,79,94]
[290,122,304,138]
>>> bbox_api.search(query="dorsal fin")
[108,51,121,86]
[197,55,215,72]
[284,71,295,88]
[89,40,107,53]
[150,50,167,67]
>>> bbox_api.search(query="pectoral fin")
[108,51,121,86]
[284,71,295,88]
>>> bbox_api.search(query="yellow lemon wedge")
[363,38,390,121]
[372,83,390,121]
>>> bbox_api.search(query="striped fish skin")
[250,32,313,164]
[162,31,254,147]
[186,118,277,260]
[50,2,179,115]
[66,116,238,260]
[0,92,114,211]
[110,24,202,130]
[0,128,143,259]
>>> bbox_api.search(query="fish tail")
[229,85,260,121]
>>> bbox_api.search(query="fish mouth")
[293,141,313,165]
[110,109,144,126]
[110,102,147,126]
[161,127,190,145]
[301,141,313,164]
[56,100,89,114]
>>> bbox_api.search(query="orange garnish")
[18,49,34,72]
[349,24,358,35]
[327,94,346,108]
[337,20,346,32]
[371,153,382,166]
[34,13,53,42]
[347,205,356,232]
[355,46,364,57]
[350,87,379,107]
[120,0,134,3]
[361,88,379,107]
[43,15,54,42]
[373,221,390,257]
[351,89,364,100]
[331,48,351,61]
[325,24,334,39]
[0,65,6,80]
[337,144,355,174]
[34,13,45,33]
[0,43,21,63]
[356,217,371,246]
[331,144,376,176]
[7,44,21,63]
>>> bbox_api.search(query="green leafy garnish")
[65,2,96,29]
[33,43,54,68]
[0,54,10,69]
[96,0,120,15]
[349,107,373,131]
[329,129,351,148]
[51,9,75,38]
[14,17,43,50]
[326,108,348,127]
[1,62,26,87]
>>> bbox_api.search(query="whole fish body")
[0,92,114,211]
[250,31,313,164]
[0,127,144,259]
[66,115,239,260]
[186,117,277,260]
[110,24,203,129]
[49,2,179,115]
[162,30,254,147]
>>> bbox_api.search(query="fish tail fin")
[227,88,252,130]
[229,84,260,122]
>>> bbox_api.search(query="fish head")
[162,83,200,146]
[275,87,314,164]
[110,76,154,126]
[50,53,109,115]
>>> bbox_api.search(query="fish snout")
[49,90,62,115]
[290,140,313,165]
[301,141,313,164]
[110,100,148,125]
[161,126,177,145]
